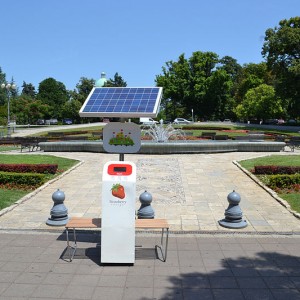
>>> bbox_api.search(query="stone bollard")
[46,189,69,226]
[218,190,247,229]
[137,190,155,219]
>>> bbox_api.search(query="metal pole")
[7,92,10,138]
[1,83,15,138]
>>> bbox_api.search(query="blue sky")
[1,0,299,91]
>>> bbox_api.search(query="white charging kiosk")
[101,161,136,264]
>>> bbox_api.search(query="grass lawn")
[0,154,79,211]
[0,154,78,171]
[0,189,28,210]
[0,145,20,152]
[239,155,300,170]
[279,193,300,212]
[239,155,300,213]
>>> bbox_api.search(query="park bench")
[19,137,39,152]
[60,136,88,141]
[0,137,45,152]
[214,134,228,140]
[0,137,21,146]
[19,137,48,152]
[200,132,216,139]
[47,131,64,137]
[235,135,265,141]
[91,131,103,139]
[286,136,300,152]
[65,217,169,262]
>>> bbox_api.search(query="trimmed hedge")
[254,165,300,175]
[181,126,230,130]
[0,164,58,174]
[0,172,45,186]
[268,174,300,189]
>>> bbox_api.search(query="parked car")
[63,118,73,125]
[173,118,191,124]
[36,119,45,125]
[264,119,278,125]
[48,118,58,125]
[139,117,158,125]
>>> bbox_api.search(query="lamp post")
[1,83,16,138]
[191,109,194,122]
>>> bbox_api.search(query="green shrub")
[0,172,45,187]
[268,174,300,189]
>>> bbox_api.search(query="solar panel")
[79,87,162,118]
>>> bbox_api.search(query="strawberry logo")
[111,183,125,199]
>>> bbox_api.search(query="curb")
[0,160,84,217]
[233,160,300,220]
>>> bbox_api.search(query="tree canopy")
[105,72,127,87]
[37,78,69,119]
[235,84,284,121]
[0,16,299,125]
[156,51,237,121]
[262,16,300,117]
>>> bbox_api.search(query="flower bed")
[0,164,58,174]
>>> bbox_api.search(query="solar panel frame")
[79,87,162,118]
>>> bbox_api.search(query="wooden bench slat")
[66,217,101,228]
[135,219,169,229]
[66,217,169,229]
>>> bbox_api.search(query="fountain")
[141,119,186,143]
[39,119,286,154]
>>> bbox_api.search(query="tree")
[105,72,127,87]
[234,84,284,122]
[156,53,191,120]
[61,99,82,124]
[68,77,96,124]
[218,56,242,81]
[70,77,95,104]
[234,63,273,103]
[156,51,235,121]
[262,16,300,117]
[10,95,49,124]
[21,81,36,98]
[205,69,235,120]
[0,67,7,105]
[37,78,69,119]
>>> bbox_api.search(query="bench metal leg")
[155,228,169,262]
[66,228,77,262]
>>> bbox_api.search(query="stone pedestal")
[137,190,155,219]
[219,190,247,229]
[46,189,69,226]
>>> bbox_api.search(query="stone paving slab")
[0,150,299,233]
[0,231,300,299]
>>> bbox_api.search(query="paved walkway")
[1,145,300,299]
[0,150,300,233]
[1,231,300,299]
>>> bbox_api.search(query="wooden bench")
[286,136,300,152]
[200,132,216,139]
[235,135,265,141]
[91,131,103,139]
[65,217,169,262]
[214,135,228,140]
